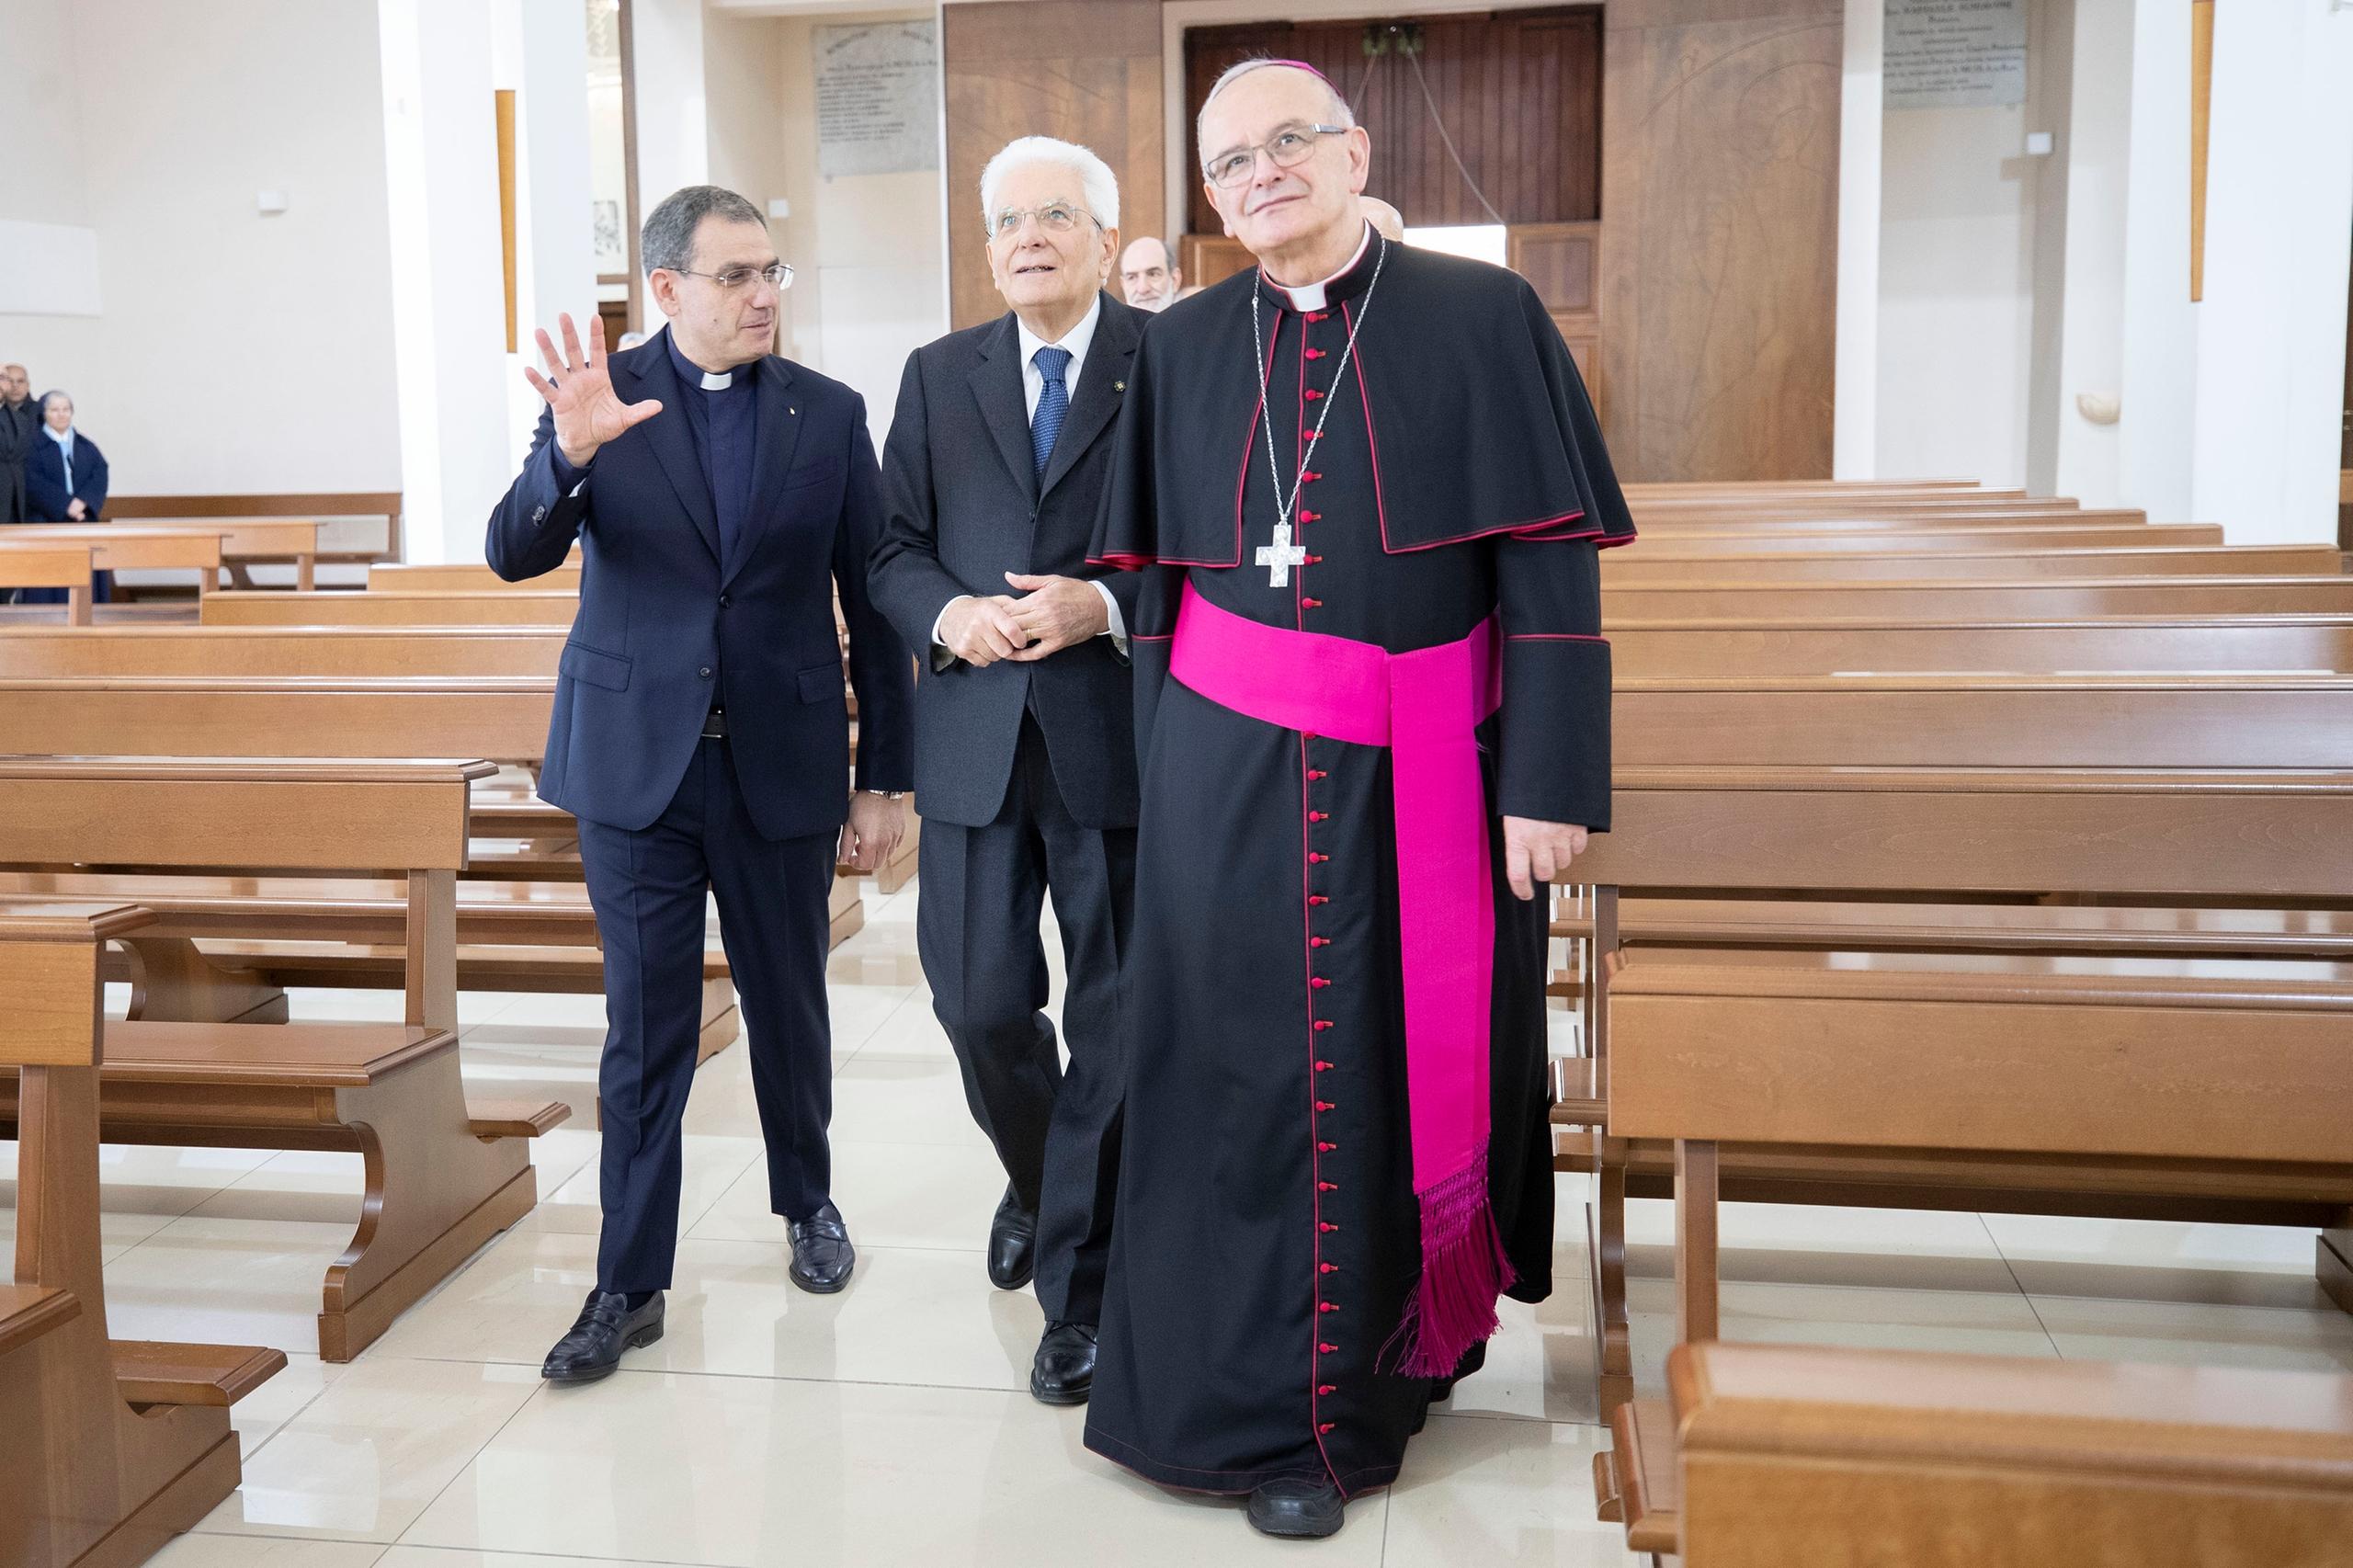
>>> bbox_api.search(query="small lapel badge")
[788,405,798,415]
[1113,381,1126,393]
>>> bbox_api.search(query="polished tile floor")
[6,881,2347,1566]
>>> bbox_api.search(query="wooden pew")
[0,759,571,1361]
[0,545,100,625]
[0,677,862,1042]
[109,492,404,569]
[0,528,222,601]
[200,590,578,627]
[0,901,286,1568]
[0,625,565,678]
[1594,947,2353,1560]
[1605,544,2346,583]
[1603,576,2353,619]
[1658,1343,2353,1567]
[371,561,582,594]
[1628,520,2216,551]
[105,517,324,590]
[1610,615,2353,676]
[1561,766,2353,1420]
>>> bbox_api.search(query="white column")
[515,0,598,458]
[379,0,517,565]
[2189,0,2353,543]
[1832,0,1882,480]
[2048,0,2132,508]
[631,0,710,214]
[2115,0,2197,525]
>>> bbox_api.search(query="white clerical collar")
[1017,292,1103,369]
[1271,222,1373,312]
[699,369,733,391]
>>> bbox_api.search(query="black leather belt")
[700,707,728,739]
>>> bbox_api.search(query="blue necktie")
[1030,345,1071,478]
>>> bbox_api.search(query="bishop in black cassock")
[1081,57,1632,1540]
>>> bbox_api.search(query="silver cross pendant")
[1256,519,1309,588]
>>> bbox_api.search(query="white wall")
[2188,0,2353,543]
[686,7,948,445]
[1876,97,2039,484]
[0,1,102,392]
[1832,0,1883,480]
[1,0,401,497]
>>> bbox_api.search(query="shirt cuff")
[930,595,970,653]
[1090,579,1128,653]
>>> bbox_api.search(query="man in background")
[0,363,37,523]
[1117,237,1181,312]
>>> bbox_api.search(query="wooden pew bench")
[1605,542,2346,582]
[0,543,100,624]
[0,758,571,1361]
[1561,765,2353,1417]
[1650,1343,2353,1567]
[0,902,285,1568]
[1609,614,2353,676]
[200,589,579,626]
[1629,519,2217,551]
[1603,575,2353,619]
[371,561,583,594]
[110,491,404,575]
[0,527,224,601]
[0,624,567,678]
[1592,945,2353,1561]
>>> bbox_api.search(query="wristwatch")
[862,790,907,801]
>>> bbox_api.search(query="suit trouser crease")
[581,738,835,1293]
[918,716,1131,1323]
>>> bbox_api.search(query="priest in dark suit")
[1083,61,1634,1539]
[870,136,1143,1406]
[488,185,914,1384]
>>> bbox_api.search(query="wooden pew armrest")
[113,1339,288,1407]
[1549,1056,1606,1128]
[467,1097,573,1140]
[0,1283,81,1358]
[1607,1397,1681,1554]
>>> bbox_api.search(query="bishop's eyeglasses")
[1203,125,1348,189]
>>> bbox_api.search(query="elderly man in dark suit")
[490,184,914,1384]
[0,363,35,524]
[870,136,1144,1405]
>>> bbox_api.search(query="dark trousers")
[917,714,1133,1324]
[577,735,837,1293]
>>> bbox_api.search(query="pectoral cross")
[1256,520,1309,587]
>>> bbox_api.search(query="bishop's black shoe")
[541,1290,665,1385]
[1029,1321,1097,1405]
[1246,1476,1347,1539]
[987,1185,1038,1290]
[787,1201,856,1293]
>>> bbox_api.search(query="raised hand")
[521,312,662,468]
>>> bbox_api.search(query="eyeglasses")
[988,203,1097,241]
[1203,125,1348,189]
[670,262,795,291]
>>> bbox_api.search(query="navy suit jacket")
[869,296,1143,829]
[486,326,914,840]
[24,432,108,522]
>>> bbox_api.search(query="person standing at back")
[488,184,915,1384]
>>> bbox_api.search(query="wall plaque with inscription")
[815,20,939,179]
[1886,0,2027,110]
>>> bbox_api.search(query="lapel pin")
[789,405,798,415]
[1113,381,1126,392]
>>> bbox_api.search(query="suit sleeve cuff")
[1091,579,1129,654]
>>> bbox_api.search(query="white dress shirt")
[933,294,1127,653]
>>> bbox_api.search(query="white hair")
[978,137,1120,235]
[1198,58,1357,155]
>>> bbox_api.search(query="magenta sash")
[1168,581,1513,1377]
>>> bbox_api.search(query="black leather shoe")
[788,1201,855,1293]
[988,1185,1038,1290]
[1029,1321,1096,1405]
[541,1290,664,1384]
[1246,1476,1347,1539]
